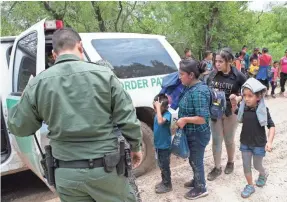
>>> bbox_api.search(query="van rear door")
[6,19,46,179]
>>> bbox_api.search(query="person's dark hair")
[212,52,216,65]
[179,59,205,79]
[154,94,169,110]
[216,47,234,63]
[242,45,247,50]
[252,58,258,62]
[273,61,279,65]
[262,48,268,53]
[285,49,287,53]
[239,50,246,56]
[204,50,212,58]
[184,48,191,54]
[52,28,82,54]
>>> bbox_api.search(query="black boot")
[155,181,164,189]
[207,167,222,181]
[155,182,172,194]
[224,162,234,174]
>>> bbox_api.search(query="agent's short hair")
[52,28,82,54]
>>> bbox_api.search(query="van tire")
[133,122,156,177]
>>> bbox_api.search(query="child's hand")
[229,94,239,111]
[154,98,162,109]
[265,142,272,152]
[176,118,186,129]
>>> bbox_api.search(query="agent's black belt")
[57,158,104,169]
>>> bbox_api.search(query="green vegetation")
[1,1,286,60]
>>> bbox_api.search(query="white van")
[0,36,30,176]
[2,19,181,186]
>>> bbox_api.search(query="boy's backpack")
[206,70,227,120]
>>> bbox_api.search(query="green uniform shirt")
[8,54,142,161]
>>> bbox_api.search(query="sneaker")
[207,167,222,181]
[155,183,172,194]
[184,187,208,200]
[184,180,195,189]
[155,181,164,189]
[271,94,276,98]
[241,185,255,198]
[256,172,269,187]
[224,162,234,174]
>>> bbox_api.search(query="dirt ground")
[137,96,287,202]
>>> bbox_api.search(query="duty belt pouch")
[33,134,56,187]
[103,152,120,173]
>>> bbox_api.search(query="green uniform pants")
[55,167,137,202]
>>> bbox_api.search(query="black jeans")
[157,148,171,185]
[258,79,269,90]
[280,72,287,93]
[271,81,277,95]
[186,131,211,189]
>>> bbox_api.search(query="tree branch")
[256,10,264,24]
[121,1,137,32]
[115,1,123,32]
[42,1,68,20]
[43,1,60,19]
[204,6,219,50]
[91,1,107,32]
[61,1,68,19]
[8,2,18,15]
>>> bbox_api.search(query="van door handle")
[10,92,22,97]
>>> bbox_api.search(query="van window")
[91,38,177,78]
[13,32,37,92]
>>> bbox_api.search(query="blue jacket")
[160,72,184,110]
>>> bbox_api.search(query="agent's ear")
[52,50,57,61]
[77,41,84,54]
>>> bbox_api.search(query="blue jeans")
[156,148,171,185]
[186,130,211,189]
[240,144,266,157]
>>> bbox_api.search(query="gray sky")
[248,0,287,11]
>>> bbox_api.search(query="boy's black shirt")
[236,106,275,147]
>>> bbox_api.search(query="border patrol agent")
[8,28,143,202]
